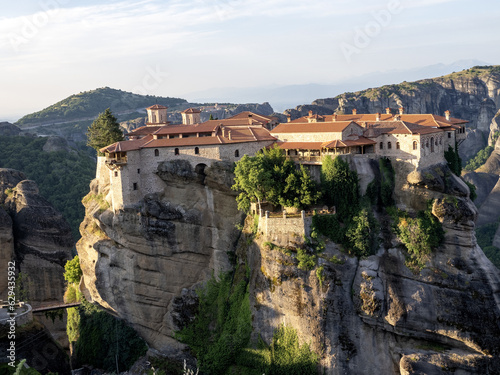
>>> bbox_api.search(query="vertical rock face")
[0,168,73,308]
[77,161,243,352]
[78,159,500,373]
[249,161,500,374]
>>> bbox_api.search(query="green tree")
[232,145,319,211]
[320,155,359,219]
[346,209,378,257]
[64,255,83,284]
[86,108,124,155]
[444,143,462,175]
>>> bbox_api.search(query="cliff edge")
[78,159,500,374]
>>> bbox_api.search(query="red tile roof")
[102,125,275,152]
[230,111,277,123]
[126,126,163,136]
[101,135,154,153]
[276,136,376,151]
[276,142,324,150]
[271,121,355,134]
[181,108,201,113]
[147,104,167,109]
[290,113,467,128]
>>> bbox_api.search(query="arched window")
[430,137,434,152]
[235,150,240,157]
[413,141,418,150]
[379,142,384,150]
[154,149,159,157]
[175,148,179,155]
[426,140,429,148]
[388,142,392,149]
[194,147,199,155]
[396,142,400,150]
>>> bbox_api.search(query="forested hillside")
[0,136,95,240]
[15,87,187,127]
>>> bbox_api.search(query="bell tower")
[146,104,169,126]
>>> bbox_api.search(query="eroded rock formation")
[78,157,500,374]
[0,168,73,307]
[77,160,243,352]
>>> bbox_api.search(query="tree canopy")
[320,155,359,218]
[232,145,320,211]
[86,108,124,155]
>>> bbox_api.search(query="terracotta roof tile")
[271,121,354,134]
[100,135,154,153]
[147,104,167,109]
[290,113,468,127]
[181,108,201,113]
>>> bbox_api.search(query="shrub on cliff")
[444,143,462,176]
[73,300,147,372]
[64,255,83,284]
[175,268,252,374]
[320,155,359,219]
[394,203,444,270]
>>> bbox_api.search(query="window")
[413,141,417,150]
[175,148,179,155]
[396,142,400,150]
[114,171,118,177]
[379,142,383,150]
[194,147,199,155]
[154,149,159,157]
[426,140,429,148]
[235,150,240,157]
[430,137,434,152]
[388,142,392,149]
[133,183,138,190]
[448,132,451,138]
[137,169,140,174]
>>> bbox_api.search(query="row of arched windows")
[153,148,241,157]
[379,141,401,150]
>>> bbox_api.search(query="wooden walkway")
[32,302,81,313]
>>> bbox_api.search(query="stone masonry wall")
[109,140,275,210]
[258,213,312,247]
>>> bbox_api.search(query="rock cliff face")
[77,160,243,352]
[247,161,500,374]
[0,168,73,306]
[78,157,500,374]
[285,67,500,161]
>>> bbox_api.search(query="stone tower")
[146,104,168,126]
[181,108,201,125]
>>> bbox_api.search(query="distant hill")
[15,87,188,127]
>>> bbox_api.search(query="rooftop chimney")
[352,109,357,115]
[220,125,225,138]
[333,113,338,122]
[445,110,450,121]
[228,130,232,140]
[385,107,391,114]
[376,112,381,121]
[308,110,313,117]
[399,107,404,115]
[287,114,291,123]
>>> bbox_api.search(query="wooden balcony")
[104,156,128,170]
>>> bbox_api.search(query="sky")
[1,0,499,121]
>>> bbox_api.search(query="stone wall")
[108,140,274,210]
[258,212,312,247]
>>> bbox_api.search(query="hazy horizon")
[1,0,500,121]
